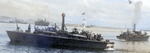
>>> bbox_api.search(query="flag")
[129,0,132,4]
[82,13,85,15]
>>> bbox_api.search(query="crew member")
[28,24,31,32]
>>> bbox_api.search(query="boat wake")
[105,48,115,50]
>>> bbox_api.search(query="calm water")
[0,23,150,53]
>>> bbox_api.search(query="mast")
[82,13,86,28]
[61,13,65,31]
[83,17,86,28]
[133,23,136,31]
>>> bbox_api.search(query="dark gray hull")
[125,36,149,41]
[6,31,114,49]
[117,36,126,39]
[117,36,149,41]
[35,21,49,26]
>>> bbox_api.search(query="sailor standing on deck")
[28,24,31,32]
[16,25,20,31]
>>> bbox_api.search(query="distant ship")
[117,24,149,41]
[6,13,114,50]
[35,19,49,26]
[0,19,27,24]
[9,20,27,24]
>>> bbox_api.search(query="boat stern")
[105,40,115,50]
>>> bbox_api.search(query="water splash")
[132,1,143,25]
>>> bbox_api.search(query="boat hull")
[117,36,126,39]
[6,31,114,49]
[117,36,149,41]
[35,21,49,26]
[125,36,149,41]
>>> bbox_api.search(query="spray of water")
[132,1,143,25]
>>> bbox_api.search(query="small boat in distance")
[35,18,49,26]
[117,24,149,41]
[6,13,114,50]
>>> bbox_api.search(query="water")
[0,23,150,53]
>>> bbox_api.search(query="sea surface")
[0,23,150,53]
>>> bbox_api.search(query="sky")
[0,0,150,30]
